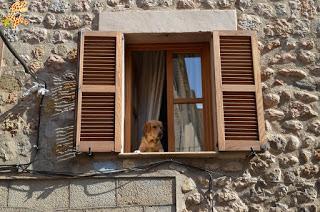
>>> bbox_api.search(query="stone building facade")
[0,0,319,211]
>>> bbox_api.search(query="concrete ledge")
[0,177,177,210]
[119,151,248,159]
[99,10,237,33]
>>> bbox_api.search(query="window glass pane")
[173,53,202,99]
[174,104,204,152]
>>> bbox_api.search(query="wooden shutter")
[75,31,123,152]
[213,31,265,151]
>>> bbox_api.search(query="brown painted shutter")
[75,31,123,152]
[213,31,265,151]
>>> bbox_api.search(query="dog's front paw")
[134,150,141,153]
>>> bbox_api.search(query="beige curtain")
[132,51,166,150]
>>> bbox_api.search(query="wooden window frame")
[124,43,213,153]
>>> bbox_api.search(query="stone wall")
[0,0,319,211]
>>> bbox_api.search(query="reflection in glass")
[173,54,202,99]
[174,104,204,152]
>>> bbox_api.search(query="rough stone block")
[144,205,175,212]
[8,180,69,209]
[84,206,143,212]
[117,177,175,206]
[70,179,116,208]
[99,10,237,33]
[0,208,37,212]
[0,181,8,207]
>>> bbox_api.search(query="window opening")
[128,44,210,153]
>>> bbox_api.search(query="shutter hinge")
[247,147,257,158]
[88,147,94,158]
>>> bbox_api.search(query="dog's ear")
[143,122,151,136]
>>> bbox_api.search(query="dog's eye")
[153,126,157,129]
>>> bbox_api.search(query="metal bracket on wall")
[88,147,94,158]
[247,147,257,158]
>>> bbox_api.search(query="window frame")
[124,42,213,153]
[74,30,265,155]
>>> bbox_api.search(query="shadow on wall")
[0,53,78,170]
[0,7,99,170]
[5,177,176,211]
[55,125,75,161]
[9,180,68,200]
[35,71,78,169]
[0,91,39,165]
[51,75,77,162]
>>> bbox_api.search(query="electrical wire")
[0,28,46,171]
[0,30,46,86]
[20,158,320,182]
[24,159,216,210]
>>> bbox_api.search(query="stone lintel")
[99,10,237,33]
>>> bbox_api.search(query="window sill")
[118,151,248,159]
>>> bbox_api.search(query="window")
[126,43,212,153]
[75,31,265,154]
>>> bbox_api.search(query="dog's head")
[143,120,163,140]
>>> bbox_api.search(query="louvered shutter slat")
[75,32,122,153]
[213,31,265,151]
[83,35,116,86]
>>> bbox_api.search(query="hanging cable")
[0,30,46,86]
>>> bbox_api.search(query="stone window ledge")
[118,152,248,159]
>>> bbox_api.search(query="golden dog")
[138,120,164,152]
